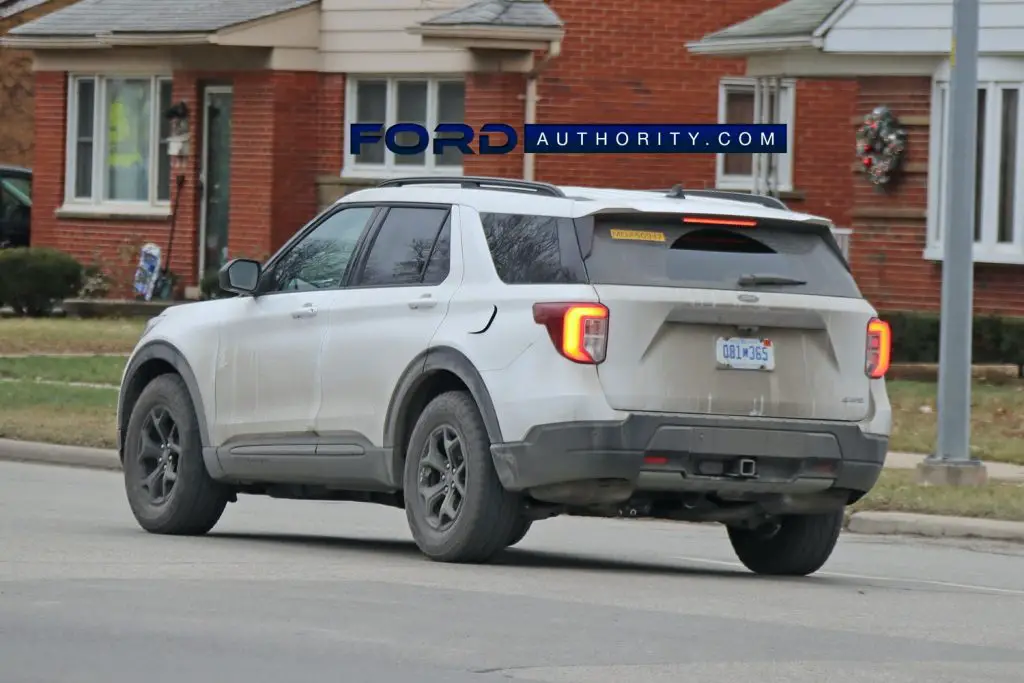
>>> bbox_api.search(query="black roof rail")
[376,176,566,198]
[663,185,788,211]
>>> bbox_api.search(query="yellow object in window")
[108,99,143,168]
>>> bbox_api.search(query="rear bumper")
[490,413,888,500]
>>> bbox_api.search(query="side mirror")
[219,258,261,295]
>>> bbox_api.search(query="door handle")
[292,303,318,319]
[408,294,437,310]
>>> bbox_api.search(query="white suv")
[117,176,892,576]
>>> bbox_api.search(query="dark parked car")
[0,165,31,248]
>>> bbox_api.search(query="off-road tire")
[403,390,520,563]
[123,374,229,535]
[727,510,844,576]
[505,516,532,548]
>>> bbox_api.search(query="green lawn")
[0,379,117,449]
[852,469,1024,522]
[887,380,1024,465]
[0,355,126,385]
[0,318,145,355]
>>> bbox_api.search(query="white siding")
[824,0,1024,54]
[320,0,474,74]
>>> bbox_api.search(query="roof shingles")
[421,0,562,29]
[701,0,843,42]
[10,0,317,36]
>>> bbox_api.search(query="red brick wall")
[849,76,1024,315]
[271,71,320,249]
[30,68,323,293]
[318,73,344,177]
[463,72,525,180]
[463,0,857,227]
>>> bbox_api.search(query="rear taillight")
[865,317,891,379]
[533,302,609,364]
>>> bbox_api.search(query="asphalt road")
[2,461,1023,683]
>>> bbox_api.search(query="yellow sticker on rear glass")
[609,229,665,243]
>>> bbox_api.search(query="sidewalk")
[883,451,1024,482]
[1,438,1022,543]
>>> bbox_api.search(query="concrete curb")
[1,439,1022,544]
[848,511,1024,543]
[0,438,120,471]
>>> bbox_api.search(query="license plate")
[716,337,775,371]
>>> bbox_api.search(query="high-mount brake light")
[532,302,609,364]
[682,216,758,227]
[865,317,892,379]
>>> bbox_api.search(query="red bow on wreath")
[855,106,907,188]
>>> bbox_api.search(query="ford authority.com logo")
[349,123,788,157]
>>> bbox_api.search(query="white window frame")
[715,77,796,193]
[63,74,173,216]
[343,76,466,179]
[926,57,1024,265]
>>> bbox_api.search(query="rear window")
[480,213,586,284]
[579,214,861,298]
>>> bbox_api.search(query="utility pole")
[917,0,988,486]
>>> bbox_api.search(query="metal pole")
[934,0,979,462]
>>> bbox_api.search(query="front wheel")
[403,390,521,563]
[122,374,229,535]
[727,510,844,576]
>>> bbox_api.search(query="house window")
[716,77,795,192]
[66,75,174,209]
[345,77,466,177]
[927,66,1024,264]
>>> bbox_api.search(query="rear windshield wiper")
[737,273,807,287]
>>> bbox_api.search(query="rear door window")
[353,206,451,287]
[578,214,861,298]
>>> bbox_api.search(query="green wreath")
[856,105,908,187]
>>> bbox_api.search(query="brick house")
[0,0,80,168]
[688,0,1024,316]
[2,0,859,297]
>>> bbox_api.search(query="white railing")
[831,227,852,261]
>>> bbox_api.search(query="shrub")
[881,309,1024,368]
[0,247,84,317]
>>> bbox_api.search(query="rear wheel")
[122,374,229,535]
[727,510,844,576]
[403,390,520,563]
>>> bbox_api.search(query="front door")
[200,86,233,283]
[212,204,378,449]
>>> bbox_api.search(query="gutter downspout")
[524,39,562,181]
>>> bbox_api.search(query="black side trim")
[383,347,502,484]
[117,341,211,460]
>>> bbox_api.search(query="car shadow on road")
[203,530,815,583]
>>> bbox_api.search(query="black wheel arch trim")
[117,340,212,461]
[383,346,503,483]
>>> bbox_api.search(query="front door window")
[201,87,233,282]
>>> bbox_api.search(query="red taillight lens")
[533,302,609,364]
[866,317,891,379]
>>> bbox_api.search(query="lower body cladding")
[489,414,887,525]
